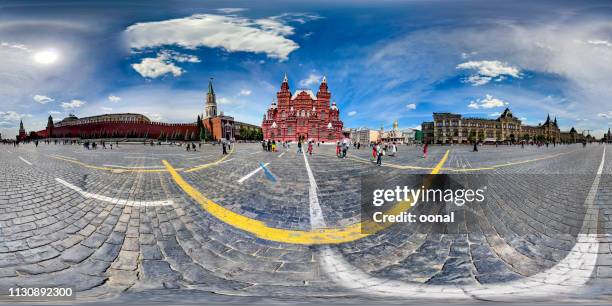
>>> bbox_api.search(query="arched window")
[282,111,286,118]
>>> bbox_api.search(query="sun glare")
[33,50,59,64]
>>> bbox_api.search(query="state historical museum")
[262,74,343,142]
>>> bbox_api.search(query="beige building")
[380,120,405,143]
[421,108,566,144]
[349,128,379,144]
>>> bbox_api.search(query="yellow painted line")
[50,154,78,161]
[346,154,435,170]
[430,149,449,174]
[50,155,173,173]
[350,149,576,172]
[162,149,450,245]
[441,149,577,172]
[49,150,235,173]
[184,148,234,173]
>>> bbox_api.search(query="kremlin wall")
[17,79,262,142]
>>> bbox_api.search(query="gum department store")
[422,108,585,144]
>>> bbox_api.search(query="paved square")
[0,142,610,303]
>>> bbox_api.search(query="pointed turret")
[553,116,557,126]
[545,114,550,125]
[208,78,214,95]
[18,119,26,139]
[204,77,217,118]
[280,73,290,92]
[318,75,328,93]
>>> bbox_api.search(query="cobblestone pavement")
[0,142,610,304]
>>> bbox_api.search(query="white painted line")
[102,164,165,169]
[18,156,32,165]
[55,178,173,207]
[302,150,326,229]
[124,156,160,159]
[278,152,286,158]
[319,146,606,300]
[237,163,269,184]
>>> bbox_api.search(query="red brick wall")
[38,122,199,140]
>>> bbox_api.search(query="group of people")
[336,141,350,158]
[262,139,278,152]
[370,142,404,166]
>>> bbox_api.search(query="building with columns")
[421,108,568,144]
[261,74,344,142]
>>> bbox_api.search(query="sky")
[1,0,612,138]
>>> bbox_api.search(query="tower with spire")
[204,78,217,119]
[18,119,26,140]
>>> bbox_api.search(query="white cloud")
[216,8,246,14]
[456,60,521,86]
[489,112,501,117]
[61,99,86,109]
[0,111,29,122]
[33,94,54,104]
[124,13,313,61]
[468,94,509,109]
[217,97,235,105]
[238,89,252,96]
[406,103,417,110]
[587,40,612,48]
[160,50,200,63]
[101,107,112,112]
[1,42,31,53]
[132,55,183,78]
[598,111,612,118]
[131,50,200,78]
[108,95,121,102]
[299,73,322,87]
[348,111,357,116]
[143,112,164,121]
[48,111,62,115]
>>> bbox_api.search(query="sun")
[33,50,59,64]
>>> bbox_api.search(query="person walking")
[376,142,384,166]
[371,143,377,161]
[272,140,276,152]
[307,141,313,155]
[297,140,303,154]
[222,140,227,155]
[473,141,478,152]
[336,141,341,157]
[423,143,428,159]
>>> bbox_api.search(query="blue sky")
[1,0,612,138]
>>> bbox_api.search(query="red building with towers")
[262,74,343,142]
